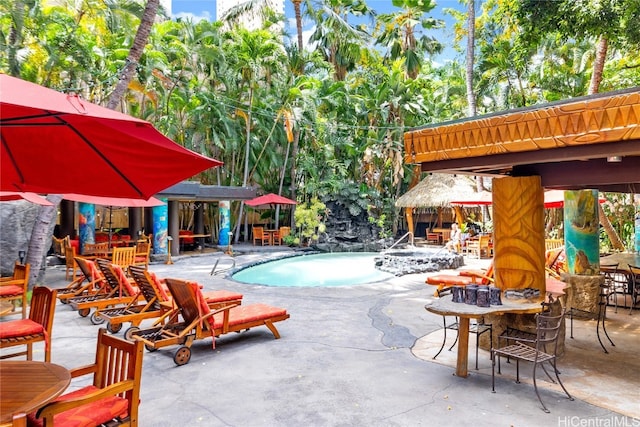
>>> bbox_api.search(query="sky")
[170,0,466,62]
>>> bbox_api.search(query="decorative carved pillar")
[564,190,600,275]
[77,203,95,255]
[492,176,545,300]
[152,200,168,255]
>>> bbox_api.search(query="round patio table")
[0,360,71,423]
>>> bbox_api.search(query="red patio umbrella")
[0,191,53,206]
[0,75,222,199]
[245,193,298,208]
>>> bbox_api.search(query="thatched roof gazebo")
[396,173,478,237]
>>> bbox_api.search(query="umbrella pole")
[108,206,113,250]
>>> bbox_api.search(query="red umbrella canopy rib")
[245,193,298,208]
[0,75,222,199]
[0,191,53,206]
[62,193,165,207]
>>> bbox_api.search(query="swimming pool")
[231,252,395,287]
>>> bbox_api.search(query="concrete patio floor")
[8,246,639,426]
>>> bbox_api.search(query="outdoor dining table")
[0,360,71,423]
[425,297,545,378]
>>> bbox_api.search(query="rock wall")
[0,202,40,275]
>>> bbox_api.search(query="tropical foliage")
[1,0,639,249]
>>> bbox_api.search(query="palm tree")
[374,0,442,79]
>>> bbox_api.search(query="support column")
[59,200,75,238]
[78,203,96,255]
[564,190,600,275]
[635,197,640,252]
[129,208,143,240]
[492,176,545,299]
[404,207,414,237]
[152,200,168,256]
[168,200,179,257]
[219,201,230,246]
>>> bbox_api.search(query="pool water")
[231,252,395,287]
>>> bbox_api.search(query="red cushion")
[28,385,129,427]
[213,304,287,328]
[112,265,138,296]
[149,272,170,302]
[0,319,44,339]
[0,285,24,296]
[425,275,473,286]
[202,290,243,304]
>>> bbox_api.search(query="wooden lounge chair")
[97,265,243,338]
[426,264,494,297]
[0,262,30,318]
[0,286,57,362]
[67,259,138,323]
[32,328,144,427]
[131,278,289,366]
[56,257,108,304]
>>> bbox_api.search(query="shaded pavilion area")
[404,88,640,296]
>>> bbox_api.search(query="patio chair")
[491,308,573,413]
[133,241,151,268]
[466,234,492,259]
[32,328,144,427]
[432,316,492,370]
[56,257,108,304]
[64,245,79,280]
[0,262,29,318]
[426,264,494,297]
[628,264,640,314]
[112,246,136,270]
[98,265,243,337]
[0,286,57,362]
[131,278,289,366]
[252,226,270,246]
[67,259,138,324]
[278,226,291,244]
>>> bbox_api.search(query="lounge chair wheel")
[107,322,122,334]
[124,326,140,341]
[90,311,105,325]
[173,346,191,366]
[145,343,157,352]
[78,308,90,317]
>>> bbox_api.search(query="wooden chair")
[252,226,267,246]
[133,241,151,268]
[278,226,291,244]
[51,235,68,260]
[64,245,79,280]
[112,247,136,271]
[0,286,57,362]
[82,242,110,258]
[131,278,289,366]
[491,308,573,413]
[0,262,30,318]
[467,234,492,259]
[32,328,144,427]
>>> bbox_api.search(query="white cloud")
[173,10,212,22]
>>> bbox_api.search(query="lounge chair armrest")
[36,380,134,419]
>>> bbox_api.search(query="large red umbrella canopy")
[62,193,164,207]
[0,191,53,206]
[245,193,298,208]
[0,75,222,199]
